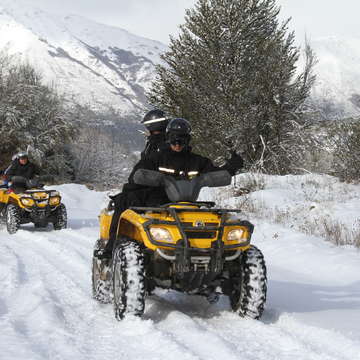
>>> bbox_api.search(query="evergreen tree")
[148,0,316,173]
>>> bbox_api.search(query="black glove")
[225,151,244,175]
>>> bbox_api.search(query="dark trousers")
[105,188,169,252]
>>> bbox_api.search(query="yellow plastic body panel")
[0,189,61,210]
[113,206,251,252]
[0,190,27,209]
[99,209,113,242]
[0,190,9,204]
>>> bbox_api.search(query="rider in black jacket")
[122,109,170,193]
[96,118,243,260]
[4,152,37,180]
[105,109,170,255]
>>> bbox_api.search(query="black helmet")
[141,109,169,133]
[166,118,191,146]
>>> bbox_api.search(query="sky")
[32,0,360,44]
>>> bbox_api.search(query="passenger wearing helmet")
[140,109,170,159]
[121,109,170,193]
[4,152,38,180]
[99,109,170,259]
[96,118,243,260]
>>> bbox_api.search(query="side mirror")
[200,170,232,187]
[133,169,165,187]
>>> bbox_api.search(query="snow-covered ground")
[1,175,360,360]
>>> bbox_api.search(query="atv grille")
[185,231,216,239]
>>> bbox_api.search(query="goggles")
[168,134,189,146]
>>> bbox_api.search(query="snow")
[303,36,360,118]
[1,175,360,359]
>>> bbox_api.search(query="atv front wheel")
[92,239,111,304]
[112,239,145,320]
[53,204,67,230]
[230,245,267,319]
[6,204,21,234]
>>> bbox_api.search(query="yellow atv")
[0,176,67,234]
[92,170,267,320]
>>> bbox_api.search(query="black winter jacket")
[141,133,167,159]
[130,145,222,183]
[122,133,167,193]
[5,160,37,180]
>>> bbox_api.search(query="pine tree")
[148,0,316,173]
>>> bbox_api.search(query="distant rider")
[4,152,37,181]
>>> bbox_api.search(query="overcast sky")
[33,0,360,44]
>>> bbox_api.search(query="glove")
[225,151,244,175]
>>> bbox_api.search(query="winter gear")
[141,132,167,159]
[134,145,219,180]
[166,118,191,146]
[141,109,170,133]
[17,152,28,159]
[5,158,37,180]
[223,151,244,176]
[166,118,191,136]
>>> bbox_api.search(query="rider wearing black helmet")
[140,109,170,159]
[96,118,243,260]
[100,109,170,259]
[4,152,38,180]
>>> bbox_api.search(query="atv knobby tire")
[230,245,267,319]
[53,204,67,230]
[6,204,21,234]
[92,239,111,304]
[112,238,145,320]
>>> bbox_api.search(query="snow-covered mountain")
[0,0,167,115]
[1,0,359,121]
[308,36,360,119]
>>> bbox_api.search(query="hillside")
[0,0,167,115]
[1,174,360,359]
[309,36,360,119]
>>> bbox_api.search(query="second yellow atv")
[92,170,267,320]
[0,176,67,234]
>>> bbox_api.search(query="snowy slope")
[0,0,167,115]
[1,176,360,359]
[306,36,360,118]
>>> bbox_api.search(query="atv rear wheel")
[92,239,111,304]
[53,204,67,230]
[6,204,21,234]
[112,238,145,320]
[230,245,267,319]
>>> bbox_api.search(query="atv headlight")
[227,229,246,243]
[149,227,173,243]
[32,192,48,200]
[49,196,61,206]
[20,197,35,207]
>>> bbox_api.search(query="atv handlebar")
[133,169,232,202]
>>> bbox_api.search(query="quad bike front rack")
[130,202,254,274]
